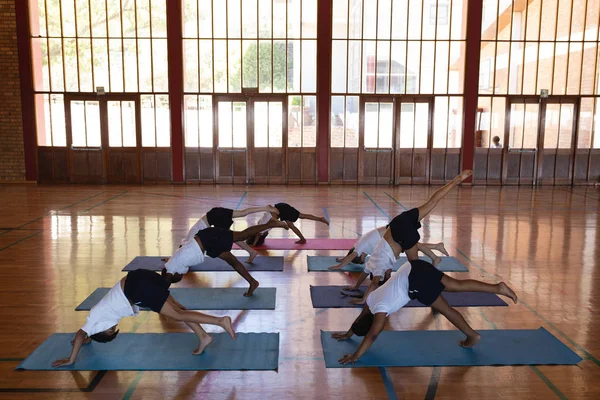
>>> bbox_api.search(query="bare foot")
[192,334,214,355]
[435,242,449,256]
[335,256,344,262]
[432,256,442,267]
[321,217,330,226]
[498,282,518,304]
[295,239,307,244]
[460,333,481,348]
[457,170,473,182]
[267,205,279,214]
[246,250,258,264]
[271,220,289,230]
[244,279,259,297]
[220,316,235,339]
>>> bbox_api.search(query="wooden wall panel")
[254,149,268,177]
[37,148,54,182]
[185,151,200,180]
[363,153,377,178]
[488,152,503,181]
[123,153,138,183]
[301,152,316,182]
[53,149,69,182]
[269,149,283,178]
[288,150,301,180]
[88,151,103,179]
[589,151,600,181]
[344,151,358,181]
[156,152,171,181]
[330,151,344,181]
[376,152,392,183]
[474,150,488,182]
[232,153,246,178]
[430,152,445,181]
[445,151,460,181]
[520,154,535,180]
[219,153,233,177]
[143,152,157,181]
[199,149,214,180]
[574,150,589,182]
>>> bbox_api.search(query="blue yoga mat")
[17,332,279,371]
[310,286,507,308]
[307,255,468,272]
[123,255,284,272]
[76,287,277,311]
[320,328,581,367]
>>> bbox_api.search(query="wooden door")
[214,97,248,184]
[537,97,578,185]
[394,98,433,184]
[503,98,540,185]
[65,95,103,184]
[250,97,287,184]
[359,97,395,184]
[105,96,141,184]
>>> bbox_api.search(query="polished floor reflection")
[0,184,598,399]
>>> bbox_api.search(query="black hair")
[351,312,375,337]
[161,268,183,284]
[493,136,500,142]
[90,329,119,343]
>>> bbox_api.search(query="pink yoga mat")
[233,238,356,250]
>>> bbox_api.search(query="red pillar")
[461,0,483,180]
[166,0,184,183]
[316,0,332,183]
[15,0,38,181]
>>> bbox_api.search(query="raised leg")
[441,275,517,303]
[417,242,441,267]
[430,295,480,347]
[159,297,235,339]
[298,212,329,226]
[231,205,278,218]
[417,170,472,221]
[232,219,288,242]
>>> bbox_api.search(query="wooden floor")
[0,184,599,399]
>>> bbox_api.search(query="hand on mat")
[52,358,74,368]
[335,256,344,262]
[328,264,343,270]
[338,353,359,365]
[343,285,359,291]
[71,337,91,345]
[331,332,351,341]
[349,297,365,305]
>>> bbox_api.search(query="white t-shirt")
[182,218,209,244]
[366,261,412,316]
[257,212,272,233]
[165,238,205,275]
[81,280,139,336]
[364,238,396,278]
[354,227,384,255]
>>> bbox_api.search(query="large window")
[31,0,170,148]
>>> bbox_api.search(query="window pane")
[420,41,435,94]
[435,41,449,94]
[108,39,123,91]
[71,100,87,146]
[348,0,362,39]
[508,42,523,94]
[301,40,316,92]
[448,97,463,148]
[567,42,583,95]
[85,101,101,147]
[78,38,93,91]
[243,40,258,88]
[362,0,377,39]
[364,102,378,148]
[151,0,167,37]
[477,96,492,147]
[123,39,138,91]
[137,0,151,37]
[213,0,227,38]
[199,95,213,147]
[184,40,199,92]
[141,95,156,146]
[273,0,286,38]
[497,0,513,41]
[332,41,348,93]
[577,97,594,148]
[376,41,390,94]
[288,0,301,38]
[156,95,170,147]
[76,0,91,36]
[62,0,76,37]
[449,41,465,94]
[32,0,45,37]
[93,39,109,90]
[451,0,467,40]
[557,104,574,149]
[332,0,349,39]
[581,43,597,95]
[585,0,599,41]
[259,0,272,38]
[406,41,420,94]
[436,1,450,40]
[288,40,300,92]
[49,39,64,91]
[153,39,169,91]
[138,39,153,91]
[242,0,258,38]
[122,101,137,147]
[390,41,406,94]
[377,0,392,39]
[232,102,246,147]
[228,0,241,38]
[302,0,317,38]
[64,39,79,91]
[303,96,316,146]
[273,40,287,92]
[331,96,345,147]
[121,0,136,37]
[392,0,408,40]
[570,0,586,41]
[491,97,505,148]
[556,0,572,40]
[345,96,359,147]
[434,96,449,148]
[35,94,51,146]
[525,0,540,40]
[540,0,558,41]
[214,40,227,92]
[51,94,66,146]
[184,96,199,147]
[552,43,569,95]
[254,101,268,147]
[379,102,393,148]
[414,102,428,148]
[494,41,510,94]
[288,95,302,147]
[399,103,414,148]
[362,41,375,93]
[228,40,242,92]
[407,0,422,40]
[259,41,272,92]
[199,39,213,92]
[348,40,362,93]
[108,101,122,147]
[269,101,283,147]
[31,38,49,91]
[522,42,538,95]
[596,99,600,148]
[183,0,198,38]
[544,104,560,148]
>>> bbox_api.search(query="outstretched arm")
[287,221,306,243]
[52,329,88,367]
[344,272,369,291]
[338,313,386,365]
[332,305,371,340]
[329,251,360,270]
[349,275,381,305]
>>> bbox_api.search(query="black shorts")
[274,203,300,222]
[408,260,445,306]
[206,207,234,229]
[196,227,234,258]
[388,208,421,251]
[124,269,171,313]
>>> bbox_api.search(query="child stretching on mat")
[52,269,236,368]
[328,225,448,270]
[246,203,329,245]
[164,219,289,296]
[183,205,279,263]
[331,259,518,365]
